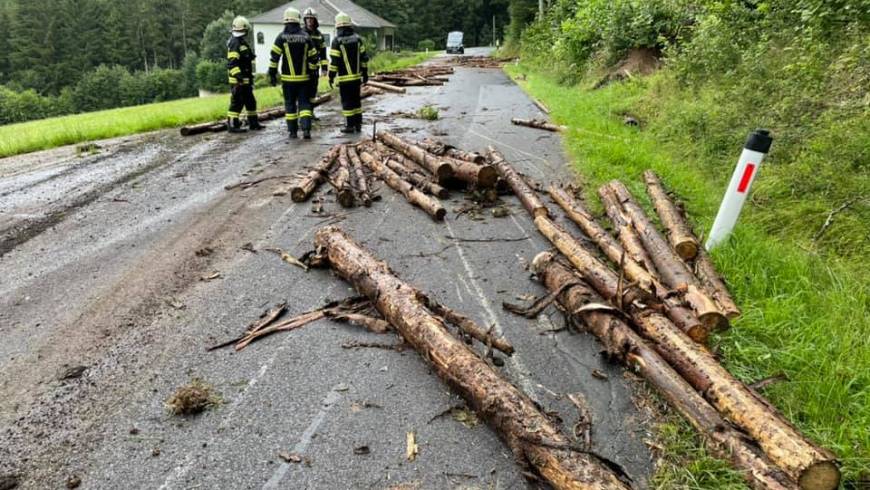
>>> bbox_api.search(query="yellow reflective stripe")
[269,62,278,68]
[228,51,240,59]
[283,43,296,78]
[299,110,313,117]
[240,45,249,51]
[271,45,282,54]
[336,73,362,83]
[229,67,241,75]
[328,65,338,72]
[228,111,240,117]
[341,109,355,116]
[340,44,353,76]
[320,60,329,66]
[228,77,238,83]
[285,113,299,120]
[308,63,318,70]
[329,49,341,57]
[281,74,309,82]
[308,48,317,56]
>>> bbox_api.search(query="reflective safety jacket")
[269,24,319,83]
[306,27,328,73]
[227,36,255,85]
[328,27,368,85]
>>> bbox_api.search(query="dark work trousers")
[339,80,362,129]
[227,84,257,126]
[282,82,312,134]
[307,75,319,117]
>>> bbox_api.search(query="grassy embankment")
[0,50,438,158]
[505,64,869,488]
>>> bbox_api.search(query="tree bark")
[419,137,487,164]
[450,157,499,189]
[604,182,727,332]
[275,145,340,201]
[633,312,840,490]
[531,252,797,490]
[346,145,372,207]
[379,153,449,199]
[511,118,565,132]
[596,187,659,279]
[533,215,707,343]
[376,131,455,184]
[417,294,514,355]
[487,146,551,218]
[333,146,356,208]
[641,171,741,320]
[642,170,699,261]
[358,150,446,221]
[365,80,406,93]
[314,226,631,490]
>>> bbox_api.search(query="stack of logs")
[369,65,454,87]
[276,131,499,222]
[269,132,839,489]
[445,56,509,69]
[487,154,840,489]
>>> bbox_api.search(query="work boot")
[287,119,299,139]
[288,132,298,139]
[227,118,247,133]
[354,124,363,133]
[248,116,265,130]
[303,130,311,140]
[340,126,355,134]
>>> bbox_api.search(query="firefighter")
[226,16,263,133]
[269,7,319,139]
[303,8,327,120]
[328,12,368,134]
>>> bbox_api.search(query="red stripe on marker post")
[737,163,756,193]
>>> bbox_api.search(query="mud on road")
[0,51,654,489]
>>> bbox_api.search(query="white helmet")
[231,16,251,33]
[283,7,301,24]
[303,7,318,20]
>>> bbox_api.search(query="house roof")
[251,0,395,28]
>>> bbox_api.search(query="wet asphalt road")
[0,48,653,489]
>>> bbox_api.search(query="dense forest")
[0,0,512,123]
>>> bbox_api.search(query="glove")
[269,71,278,87]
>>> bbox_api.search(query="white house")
[250,0,396,74]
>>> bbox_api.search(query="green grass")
[505,64,870,487]
[0,51,437,159]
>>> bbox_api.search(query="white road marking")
[263,386,344,489]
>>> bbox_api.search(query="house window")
[257,32,265,44]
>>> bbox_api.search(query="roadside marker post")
[706,129,773,250]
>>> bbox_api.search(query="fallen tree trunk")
[533,215,706,341]
[596,187,659,279]
[376,131,455,184]
[530,252,797,490]
[416,294,514,356]
[450,157,498,189]
[642,170,741,320]
[605,182,727,332]
[179,120,226,136]
[487,146,550,218]
[314,226,630,489]
[365,80,406,94]
[346,145,372,207]
[511,118,565,133]
[419,138,487,164]
[333,146,356,208]
[532,215,840,489]
[642,170,699,261]
[275,145,340,201]
[312,93,333,107]
[358,150,446,221]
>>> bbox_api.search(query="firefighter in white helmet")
[226,16,264,132]
[303,8,327,120]
[328,12,368,133]
[269,8,319,140]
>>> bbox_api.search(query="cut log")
[533,98,551,115]
[314,226,630,489]
[487,146,550,218]
[530,252,797,490]
[511,118,565,133]
[419,138,487,164]
[642,170,740,320]
[179,120,226,136]
[533,215,707,343]
[376,131,455,184]
[275,145,340,201]
[361,86,383,99]
[642,170,699,260]
[381,155,450,199]
[346,145,372,207]
[605,182,727,332]
[596,186,659,279]
[633,312,840,490]
[365,80,406,93]
[416,294,514,355]
[450,157,498,189]
[531,217,840,489]
[312,93,333,107]
[358,150,446,221]
[333,146,356,208]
